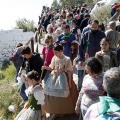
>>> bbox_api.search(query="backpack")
[9,47,21,61]
[9,51,18,61]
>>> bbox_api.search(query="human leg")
[77,70,84,92]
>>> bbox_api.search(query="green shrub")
[1,59,10,70]
[0,87,21,120]
[16,18,35,32]
[3,64,16,82]
[0,64,21,120]
[0,71,5,80]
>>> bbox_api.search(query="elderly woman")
[84,67,120,120]
[75,57,105,118]
[42,44,78,120]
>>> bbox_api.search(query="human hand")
[18,72,21,77]
[61,40,67,43]
[41,114,46,120]
[42,66,47,70]
[75,105,80,115]
[79,61,84,66]
[24,102,29,109]
[41,117,46,120]
[30,37,34,41]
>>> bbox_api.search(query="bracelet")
[41,114,46,119]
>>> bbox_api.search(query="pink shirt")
[74,14,80,20]
[42,46,54,66]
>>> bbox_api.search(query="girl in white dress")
[15,70,46,120]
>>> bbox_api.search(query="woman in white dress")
[42,44,78,120]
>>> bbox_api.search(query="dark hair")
[92,20,99,25]
[50,18,55,22]
[21,45,31,55]
[84,13,90,18]
[60,15,63,18]
[77,9,80,14]
[54,44,64,51]
[27,70,40,81]
[98,23,105,32]
[72,19,77,24]
[73,10,76,14]
[64,24,70,29]
[62,10,66,14]
[35,28,37,31]
[62,21,66,25]
[69,13,73,18]
[85,57,102,74]
[100,38,111,45]
[16,43,23,47]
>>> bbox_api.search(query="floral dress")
[80,73,104,116]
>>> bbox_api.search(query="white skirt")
[15,107,41,120]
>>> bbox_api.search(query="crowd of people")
[10,2,120,120]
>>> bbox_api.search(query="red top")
[42,46,54,66]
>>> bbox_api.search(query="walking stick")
[83,30,90,76]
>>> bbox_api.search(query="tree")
[59,0,94,6]
[51,0,59,8]
[59,0,73,6]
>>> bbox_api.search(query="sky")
[0,0,53,30]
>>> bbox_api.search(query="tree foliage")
[51,0,59,8]
[58,0,93,6]
[16,18,35,32]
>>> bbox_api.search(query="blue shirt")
[78,30,106,61]
[56,33,76,58]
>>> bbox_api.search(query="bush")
[0,87,21,120]
[0,64,20,120]
[16,18,35,32]
[0,71,5,80]
[1,59,10,70]
[3,64,16,82]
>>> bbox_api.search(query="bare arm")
[42,66,53,71]
[41,105,46,120]
[75,87,84,114]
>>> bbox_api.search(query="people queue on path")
[10,3,120,120]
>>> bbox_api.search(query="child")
[73,56,84,92]
[95,38,118,71]
[42,34,54,83]
[15,70,46,120]
[71,40,79,63]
